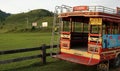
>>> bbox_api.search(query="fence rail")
[0,44,57,64]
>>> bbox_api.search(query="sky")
[0,0,120,14]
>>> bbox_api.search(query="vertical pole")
[100,24,102,34]
[61,21,64,31]
[82,23,84,32]
[73,21,75,31]
[88,18,91,49]
[71,19,74,32]
[105,24,108,34]
[88,18,91,34]
[70,18,73,32]
[72,21,74,32]
[95,6,96,12]
[26,17,29,29]
[42,44,46,64]
[110,23,113,34]
[103,6,105,13]
[113,24,115,34]
[107,60,109,71]
[118,24,120,34]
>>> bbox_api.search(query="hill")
[0,9,54,33]
[0,10,10,23]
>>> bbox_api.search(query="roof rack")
[73,6,116,14]
[56,5,117,15]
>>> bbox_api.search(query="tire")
[97,62,109,71]
[114,55,120,67]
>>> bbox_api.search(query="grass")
[0,32,52,50]
[0,32,118,71]
[0,32,51,71]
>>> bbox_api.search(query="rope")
[88,36,100,64]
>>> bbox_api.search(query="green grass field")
[0,32,118,71]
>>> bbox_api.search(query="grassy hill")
[0,10,10,23]
[0,9,54,33]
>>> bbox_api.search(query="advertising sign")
[42,22,48,27]
[32,22,37,27]
[103,35,120,48]
[90,18,102,25]
[73,6,88,11]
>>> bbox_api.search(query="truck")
[51,5,120,71]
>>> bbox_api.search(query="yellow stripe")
[61,34,71,39]
[61,48,100,59]
[88,37,102,43]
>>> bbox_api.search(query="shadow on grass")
[0,57,119,71]
[2,61,55,71]
[2,60,97,71]
[1,58,119,71]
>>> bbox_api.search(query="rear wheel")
[97,62,109,71]
[114,55,120,67]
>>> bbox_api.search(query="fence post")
[41,44,46,64]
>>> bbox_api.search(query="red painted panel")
[100,54,116,61]
[102,47,120,52]
[60,40,70,49]
[73,6,88,11]
[88,42,102,46]
[53,52,100,66]
[89,34,101,37]
[61,32,70,34]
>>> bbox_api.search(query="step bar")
[53,52,100,66]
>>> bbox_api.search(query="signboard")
[42,22,48,27]
[103,35,120,48]
[32,22,37,27]
[73,6,88,11]
[90,18,102,25]
[117,7,120,15]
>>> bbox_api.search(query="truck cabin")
[60,17,89,51]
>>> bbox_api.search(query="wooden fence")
[0,44,57,64]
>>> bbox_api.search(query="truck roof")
[58,6,120,23]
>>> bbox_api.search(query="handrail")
[61,5,72,13]
[58,5,117,14]
[83,6,116,14]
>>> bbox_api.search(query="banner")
[73,6,88,11]
[103,35,120,48]
[42,22,48,27]
[90,18,102,25]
